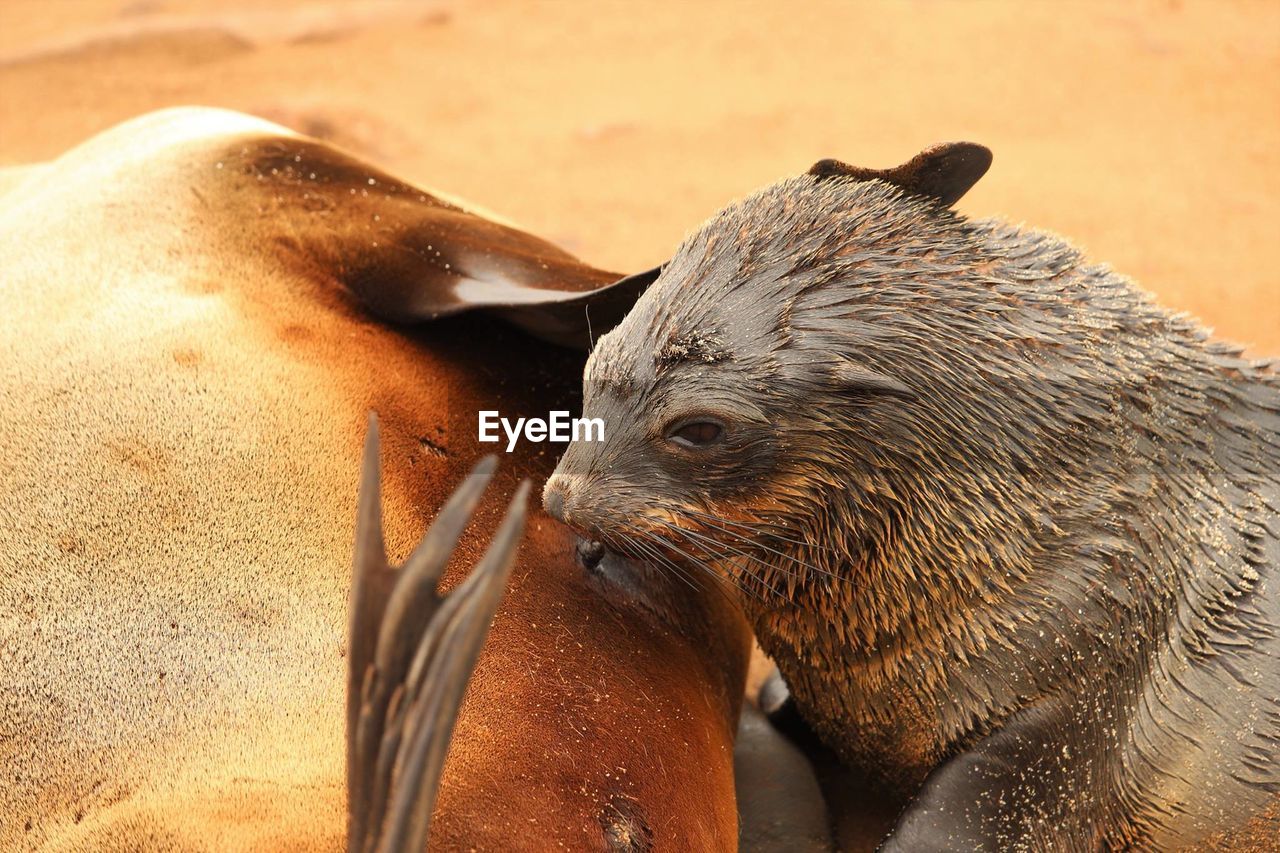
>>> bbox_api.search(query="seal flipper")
[26,107,655,350]
[880,694,1104,852]
[237,135,659,349]
[346,415,528,852]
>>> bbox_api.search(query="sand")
[0,0,1276,354]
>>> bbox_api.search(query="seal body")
[0,108,750,850]
[545,147,1280,849]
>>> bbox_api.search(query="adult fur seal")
[544,144,1280,850]
[0,108,753,850]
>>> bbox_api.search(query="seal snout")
[542,472,578,525]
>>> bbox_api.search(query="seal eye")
[667,419,724,448]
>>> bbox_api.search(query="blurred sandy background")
[0,0,1276,353]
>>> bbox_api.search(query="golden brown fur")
[0,108,751,850]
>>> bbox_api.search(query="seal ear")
[809,142,992,207]
[824,360,917,400]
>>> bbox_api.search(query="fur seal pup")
[544,144,1280,850]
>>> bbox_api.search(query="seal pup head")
[543,143,993,604]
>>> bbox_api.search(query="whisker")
[620,522,709,586]
[635,537,748,611]
[667,522,818,601]
[619,525,700,594]
[680,507,843,556]
[648,518,782,601]
[661,519,795,582]
[671,510,848,584]
[627,522,764,605]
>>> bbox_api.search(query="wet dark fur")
[546,170,1280,849]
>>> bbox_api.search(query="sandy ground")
[0,0,1276,354]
